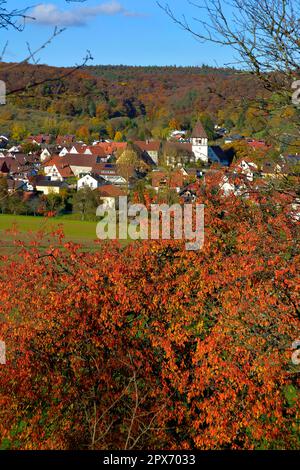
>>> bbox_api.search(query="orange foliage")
[0,182,299,450]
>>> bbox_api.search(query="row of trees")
[0,180,102,220]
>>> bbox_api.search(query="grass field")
[0,214,101,254]
[0,214,99,239]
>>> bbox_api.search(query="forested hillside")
[0,62,298,152]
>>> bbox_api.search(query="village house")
[34,176,69,195]
[94,142,127,156]
[163,122,227,166]
[163,141,195,166]
[57,144,110,161]
[94,163,128,186]
[151,169,186,193]
[219,160,259,196]
[0,153,39,179]
[261,161,284,178]
[246,139,271,151]
[224,134,244,144]
[170,130,188,141]
[281,154,300,168]
[7,145,21,154]
[236,160,258,182]
[56,135,75,146]
[44,154,96,178]
[43,154,129,186]
[134,140,161,165]
[6,178,29,193]
[179,182,199,203]
[46,163,74,181]
[77,174,105,191]
[27,134,52,146]
[97,184,126,209]
[257,154,300,179]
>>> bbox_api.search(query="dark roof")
[34,176,68,187]
[82,173,106,182]
[286,154,300,163]
[6,178,27,191]
[164,142,193,155]
[0,160,10,173]
[191,121,208,139]
[210,145,230,166]
[227,134,244,140]
[1,157,20,173]
[92,163,118,176]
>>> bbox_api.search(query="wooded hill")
[0,62,298,153]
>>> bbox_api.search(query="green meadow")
[0,214,101,253]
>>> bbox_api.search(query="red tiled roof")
[246,140,271,149]
[56,135,75,145]
[43,154,98,169]
[27,134,51,144]
[152,170,185,189]
[94,142,127,154]
[134,141,161,152]
[85,146,108,156]
[57,165,74,178]
[98,185,126,197]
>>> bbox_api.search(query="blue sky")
[1,0,235,67]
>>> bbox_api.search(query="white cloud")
[29,2,139,27]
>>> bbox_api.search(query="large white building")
[165,121,228,166]
[191,121,209,162]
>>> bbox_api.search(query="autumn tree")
[11,123,27,142]
[41,193,65,216]
[76,125,90,142]
[72,187,99,221]
[20,142,40,154]
[114,131,123,142]
[0,178,299,450]
[7,191,26,215]
[96,101,110,121]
